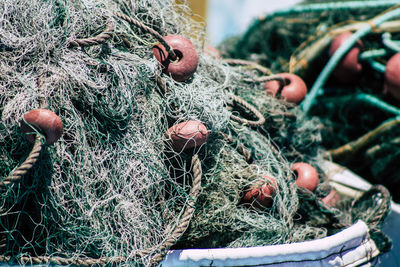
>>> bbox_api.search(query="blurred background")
[183,0,302,45]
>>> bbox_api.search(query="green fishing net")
[0,0,393,266]
[222,0,400,201]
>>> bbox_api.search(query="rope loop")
[229,94,266,127]
[69,22,114,47]
[149,154,202,265]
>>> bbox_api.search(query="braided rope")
[229,94,266,127]
[0,155,202,266]
[149,154,202,266]
[329,117,400,161]
[0,76,49,251]
[219,131,252,162]
[113,12,177,61]
[1,136,43,187]
[69,22,114,47]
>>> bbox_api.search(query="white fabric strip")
[160,220,379,266]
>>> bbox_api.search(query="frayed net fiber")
[0,0,342,266]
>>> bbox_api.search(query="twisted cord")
[0,76,48,250]
[3,75,47,186]
[328,117,400,161]
[219,131,252,162]
[69,22,114,47]
[1,136,43,187]
[0,155,202,266]
[149,154,202,266]
[113,12,177,61]
[229,94,266,127]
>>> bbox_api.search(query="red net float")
[241,176,277,209]
[291,162,319,192]
[165,120,209,152]
[321,189,340,207]
[153,35,199,82]
[21,109,63,145]
[384,52,400,101]
[329,31,363,83]
[265,73,308,104]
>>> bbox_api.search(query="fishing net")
[222,0,400,201]
[0,0,393,266]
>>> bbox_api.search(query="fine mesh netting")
[0,0,222,265]
[222,0,400,201]
[0,0,393,266]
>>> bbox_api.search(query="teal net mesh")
[0,0,393,266]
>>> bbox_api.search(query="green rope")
[359,49,388,73]
[382,32,400,52]
[366,59,387,73]
[359,49,388,60]
[301,7,400,114]
[355,94,400,115]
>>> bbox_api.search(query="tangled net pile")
[0,0,392,266]
[223,0,400,200]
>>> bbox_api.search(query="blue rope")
[382,32,400,52]
[366,59,387,73]
[356,94,400,116]
[301,7,400,114]
[359,49,388,73]
[359,48,388,60]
